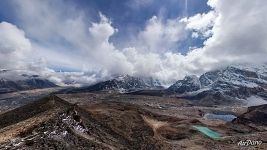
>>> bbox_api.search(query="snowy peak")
[167,65,267,106]
[167,75,201,94]
[199,66,264,88]
[72,75,163,93]
[199,65,267,90]
[112,75,162,90]
[113,75,161,87]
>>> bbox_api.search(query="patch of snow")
[62,114,87,133]
[178,87,210,97]
[245,96,267,106]
[74,124,87,133]
[115,75,126,81]
[118,88,126,93]
[230,80,258,88]
[61,131,68,136]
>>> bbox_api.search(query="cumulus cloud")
[138,16,187,53]
[172,0,267,77]
[129,0,267,83]
[195,0,267,65]
[0,22,32,69]
[181,10,217,38]
[1,0,267,86]
[89,13,118,44]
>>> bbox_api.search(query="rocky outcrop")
[166,75,201,94]
[232,104,267,125]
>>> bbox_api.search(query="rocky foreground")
[0,92,266,150]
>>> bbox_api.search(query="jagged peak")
[167,64,267,106]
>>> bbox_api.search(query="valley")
[0,65,267,149]
[0,92,266,149]
[0,87,63,114]
[0,0,267,149]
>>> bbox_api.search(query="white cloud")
[127,0,267,83]
[181,10,217,38]
[0,22,32,69]
[2,0,267,86]
[89,13,118,43]
[138,16,187,53]
[201,0,267,63]
[177,0,267,75]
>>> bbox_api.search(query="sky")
[0,0,267,86]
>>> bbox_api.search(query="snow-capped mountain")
[166,65,267,106]
[69,75,163,93]
[0,70,57,93]
[167,75,201,94]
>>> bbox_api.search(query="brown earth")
[0,93,266,149]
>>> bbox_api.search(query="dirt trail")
[142,115,168,136]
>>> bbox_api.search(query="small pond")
[193,125,222,140]
[204,113,237,122]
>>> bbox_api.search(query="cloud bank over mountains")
[0,0,267,86]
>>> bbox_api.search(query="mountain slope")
[0,95,197,149]
[1,94,267,149]
[68,75,163,93]
[166,65,267,106]
[167,75,201,94]
[232,104,267,125]
[0,70,57,93]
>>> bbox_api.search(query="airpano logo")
[238,140,262,147]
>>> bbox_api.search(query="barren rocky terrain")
[0,92,266,150]
[0,87,63,114]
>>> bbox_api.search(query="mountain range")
[66,74,164,93]
[0,70,57,94]
[1,64,267,106]
[1,66,267,149]
[166,65,267,106]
